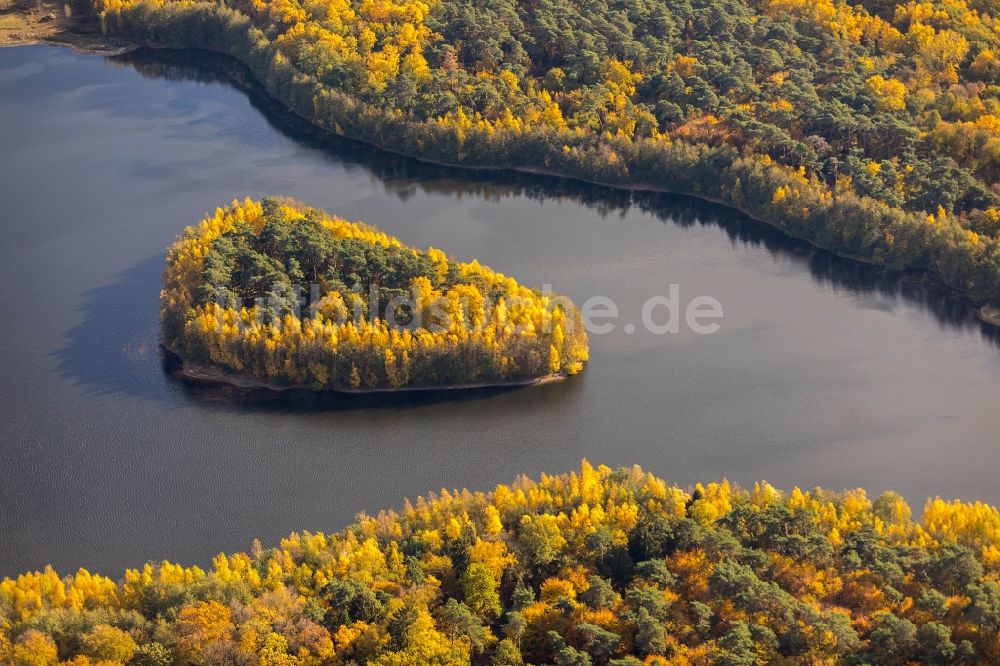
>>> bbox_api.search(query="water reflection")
[168,363,585,414]
[108,48,1000,348]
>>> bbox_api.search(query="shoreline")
[0,31,131,53]
[3,30,999,330]
[980,306,1000,328]
[166,347,567,394]
[0,0,132,54]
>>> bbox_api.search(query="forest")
[84,0,1000,306]
[3,461,1000,664]
[161,197,588,389]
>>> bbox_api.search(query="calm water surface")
[2,45,999,577]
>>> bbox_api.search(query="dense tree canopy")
[162,197,588,389]
[90,0,1000,305]
[4,461,1000,664]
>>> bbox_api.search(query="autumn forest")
[3,0,1000,661]
[4,463,1000,664]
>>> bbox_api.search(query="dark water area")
[2,44,999,578]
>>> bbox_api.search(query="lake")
[2,44,999,578]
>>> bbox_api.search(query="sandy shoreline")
[979,306,1000,328]
[0,0,132,53]
[169,349,567,394]
[0,31,130,53]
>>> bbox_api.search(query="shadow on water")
[106,48,1000,348]
[52,254,585,411]
[52,254,166,402]
[167,365,586,415]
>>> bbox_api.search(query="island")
[3,461,1000,664]
[161,197,589,391]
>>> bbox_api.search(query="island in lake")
[161,197,588,391]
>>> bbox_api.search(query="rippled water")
[2,45,999,577]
